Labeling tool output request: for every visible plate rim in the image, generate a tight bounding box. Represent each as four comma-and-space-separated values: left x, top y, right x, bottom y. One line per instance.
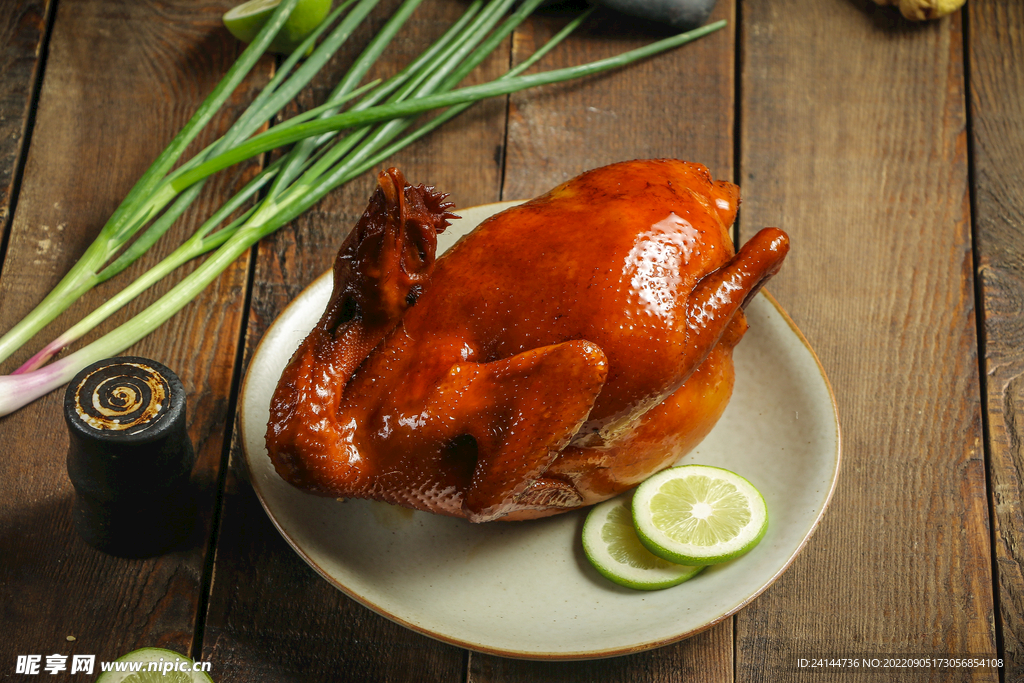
239, 201, 842, 661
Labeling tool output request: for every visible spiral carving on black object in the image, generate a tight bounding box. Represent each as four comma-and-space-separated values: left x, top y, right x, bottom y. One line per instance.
72, 361, 169, 434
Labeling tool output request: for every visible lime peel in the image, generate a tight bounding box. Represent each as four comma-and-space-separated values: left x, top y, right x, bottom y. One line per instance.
582, 496, 704, 590
224, 0, 332, 54
632, 464, 768, 566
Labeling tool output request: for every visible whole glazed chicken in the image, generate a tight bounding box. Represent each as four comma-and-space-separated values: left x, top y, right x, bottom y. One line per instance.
266, 159, 789, 522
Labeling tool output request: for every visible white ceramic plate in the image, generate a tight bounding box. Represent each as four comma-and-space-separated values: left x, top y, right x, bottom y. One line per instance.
240, 201, 841, 660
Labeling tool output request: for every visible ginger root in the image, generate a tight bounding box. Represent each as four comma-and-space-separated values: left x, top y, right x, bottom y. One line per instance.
872, 0, 965, 20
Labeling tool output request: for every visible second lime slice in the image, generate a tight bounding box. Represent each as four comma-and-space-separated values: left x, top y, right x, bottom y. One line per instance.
583, 496, 704, 590
95, 647, 214, 683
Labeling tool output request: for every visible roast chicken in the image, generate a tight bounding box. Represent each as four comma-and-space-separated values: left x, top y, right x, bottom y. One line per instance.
266, 159, 789, 522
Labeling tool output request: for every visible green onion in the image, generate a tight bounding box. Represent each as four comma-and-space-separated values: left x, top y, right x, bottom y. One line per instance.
0, 0, 384, 367
0, 1, 726, 416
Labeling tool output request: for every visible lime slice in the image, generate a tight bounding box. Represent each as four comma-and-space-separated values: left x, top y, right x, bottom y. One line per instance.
96, 647, 214, 683
582, 496, 704, 590
223, 0, 332, 55
632, 465, 768, 566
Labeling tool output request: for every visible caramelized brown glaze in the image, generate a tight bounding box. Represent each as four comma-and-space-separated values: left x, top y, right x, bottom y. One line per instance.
267, 160, 789, 522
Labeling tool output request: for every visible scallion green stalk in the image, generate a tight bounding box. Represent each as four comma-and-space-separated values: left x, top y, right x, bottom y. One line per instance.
0, 5, 726, 416
0, 0, 382, 366
168, 20, 727, 197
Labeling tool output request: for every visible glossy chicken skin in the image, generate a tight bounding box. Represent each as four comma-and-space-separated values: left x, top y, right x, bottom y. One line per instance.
267, 159, 789, 522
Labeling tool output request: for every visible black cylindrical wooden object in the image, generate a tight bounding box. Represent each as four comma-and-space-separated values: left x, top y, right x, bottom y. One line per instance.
64, 357, 196, 557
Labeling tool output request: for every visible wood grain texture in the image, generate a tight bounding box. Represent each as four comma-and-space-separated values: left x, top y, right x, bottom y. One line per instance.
0, 0, 51, 249
0, 0, 268, 667
968, 0, 1024, 679
469, 626, 732, 682
736, 1, 995, 680
468, 2, 737, 681
201, 0, 509, 678
1, 0, 1013, 678
502, 0, 736, 200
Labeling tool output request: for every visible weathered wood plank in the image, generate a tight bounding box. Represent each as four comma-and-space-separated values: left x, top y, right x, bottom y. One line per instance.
0, 0, 268, 668
469, 2, 737, 679
469, 626, 732, 683
201, 0, 508, 678
0, 0, 52, 250
736, 0, 994, 679
968, 0, 1024, 678
502, 1, 736, 200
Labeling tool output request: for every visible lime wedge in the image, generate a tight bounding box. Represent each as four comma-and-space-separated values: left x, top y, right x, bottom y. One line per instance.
632, 465, 768, 566
223, 0, 332, 55
582, 496, 704, 590
95, 647, 214, 683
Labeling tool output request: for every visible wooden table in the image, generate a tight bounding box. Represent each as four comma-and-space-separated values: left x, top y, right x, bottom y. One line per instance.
1, 0, 1021, 680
